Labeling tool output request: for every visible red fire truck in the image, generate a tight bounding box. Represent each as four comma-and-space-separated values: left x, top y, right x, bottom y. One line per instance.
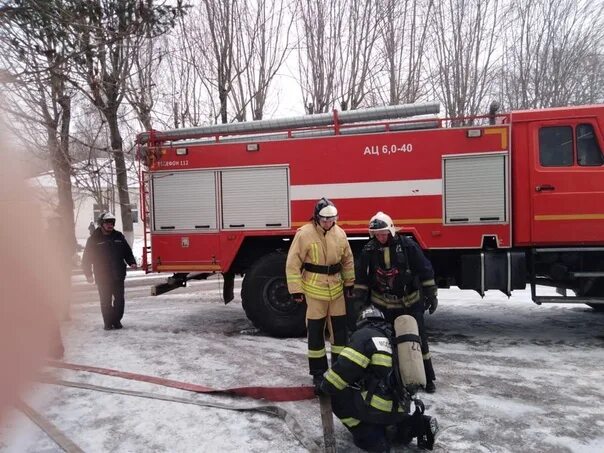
137, 102, 604, 337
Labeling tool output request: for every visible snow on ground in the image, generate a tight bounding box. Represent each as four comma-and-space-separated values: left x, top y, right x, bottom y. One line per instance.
1, 274, 603, 452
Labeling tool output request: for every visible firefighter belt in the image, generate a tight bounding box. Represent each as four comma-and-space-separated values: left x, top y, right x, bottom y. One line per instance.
370, 289, 420, 309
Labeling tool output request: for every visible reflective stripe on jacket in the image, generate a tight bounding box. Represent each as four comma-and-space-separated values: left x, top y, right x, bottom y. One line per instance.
322, 322, 405, 414
286, 222, 354, 301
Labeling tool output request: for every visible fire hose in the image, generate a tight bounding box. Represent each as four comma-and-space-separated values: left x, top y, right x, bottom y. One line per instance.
17, 361, 323, 452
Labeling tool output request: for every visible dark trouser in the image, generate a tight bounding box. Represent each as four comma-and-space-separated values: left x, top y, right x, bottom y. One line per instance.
97, 278, 126, 327
307, 314, 348, 375
330, 315, 348, 364
345, 293, 366, 334
307, 317, 328, 374
331, 387, 413, 451
377, 300, 436, 382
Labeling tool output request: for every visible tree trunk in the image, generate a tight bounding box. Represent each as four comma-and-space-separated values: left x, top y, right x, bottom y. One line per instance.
105, 109, 134, 244
219, 87, 228, 124
56, 94, 77, 256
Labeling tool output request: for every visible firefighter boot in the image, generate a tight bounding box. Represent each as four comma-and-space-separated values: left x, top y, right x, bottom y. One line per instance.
424, 358, 436, 393
417, 416, 439, 451
351, 424, 391, 453
390, 422, 414, 446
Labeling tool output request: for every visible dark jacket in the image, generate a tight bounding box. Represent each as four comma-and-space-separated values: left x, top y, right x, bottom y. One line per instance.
322, 320, 407, 419
355, 234, 436, 308
82, 228, 136, 283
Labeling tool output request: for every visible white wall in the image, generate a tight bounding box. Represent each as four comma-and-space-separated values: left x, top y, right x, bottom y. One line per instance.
73, 189, 144, 245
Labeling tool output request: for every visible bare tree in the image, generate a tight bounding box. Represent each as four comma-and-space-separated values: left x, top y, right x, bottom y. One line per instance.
296, 0, 345, 113
428, 0, 501, 120
0, 0, 77, 253
126, 29, 161, 131
158, 12, 216, 129
335, 0, 380, 110
573, 52, 604, 105
372, 0, 433, 106
200, 0, 240, 124
231, 0, 294, 120
64, 0, 184, 241
499, 0, 604, 109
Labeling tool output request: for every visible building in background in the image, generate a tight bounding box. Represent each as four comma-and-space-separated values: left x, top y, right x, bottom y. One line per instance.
28, 158, 143, 261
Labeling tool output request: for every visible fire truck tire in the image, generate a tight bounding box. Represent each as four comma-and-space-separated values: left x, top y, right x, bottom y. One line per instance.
241, 252, 307, 338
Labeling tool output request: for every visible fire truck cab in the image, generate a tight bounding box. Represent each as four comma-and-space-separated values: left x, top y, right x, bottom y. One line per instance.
137, 103, 604, 337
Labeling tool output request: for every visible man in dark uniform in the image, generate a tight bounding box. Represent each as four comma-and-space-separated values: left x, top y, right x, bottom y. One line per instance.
319, 306, 438, 452
355, 212, 439, 393
82, 212, 136, 330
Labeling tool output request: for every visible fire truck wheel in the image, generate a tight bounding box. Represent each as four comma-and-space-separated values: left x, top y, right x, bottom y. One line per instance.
241, 252, 307, 338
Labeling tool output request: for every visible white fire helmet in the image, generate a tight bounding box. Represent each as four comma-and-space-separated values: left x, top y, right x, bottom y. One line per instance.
313, 197, 338, 222
368, 211, 397, 237
98, 211, 117, 224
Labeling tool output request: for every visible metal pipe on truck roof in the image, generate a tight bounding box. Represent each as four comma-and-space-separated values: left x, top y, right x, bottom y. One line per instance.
137, 102, 440, 144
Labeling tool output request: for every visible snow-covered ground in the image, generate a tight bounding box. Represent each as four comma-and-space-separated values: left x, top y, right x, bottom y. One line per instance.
1, 274, 603, 452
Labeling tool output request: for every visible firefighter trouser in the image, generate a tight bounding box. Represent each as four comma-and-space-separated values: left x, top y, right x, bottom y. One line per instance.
331, 387, 414, 448
331, 387, 426, 451
97, 278, 126, 328
306, 294, 346, 375
375, 299, 436, 382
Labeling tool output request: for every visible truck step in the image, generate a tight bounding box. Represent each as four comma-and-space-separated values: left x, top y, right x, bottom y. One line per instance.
569, 271, 604, 278
534, 296, 603, 305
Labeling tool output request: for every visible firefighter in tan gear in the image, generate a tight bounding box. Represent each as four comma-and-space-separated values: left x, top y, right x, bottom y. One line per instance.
356, 212, 439, 393
286, 198, 355, 392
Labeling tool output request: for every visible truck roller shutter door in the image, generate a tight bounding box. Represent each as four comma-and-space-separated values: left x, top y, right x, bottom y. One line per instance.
221, 167, 290, 229
444, 154, 508, 224
152, 171, 217, 231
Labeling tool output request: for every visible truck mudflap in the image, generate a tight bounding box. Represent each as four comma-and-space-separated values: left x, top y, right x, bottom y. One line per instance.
458, 251, 527, 297
151, 272, 210, 296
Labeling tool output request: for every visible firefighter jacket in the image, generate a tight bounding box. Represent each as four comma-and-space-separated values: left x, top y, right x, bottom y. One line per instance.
356, 234, 436, 309
286, 222, 354, 301
322, 320, 407, 417
82, 228, 136, 283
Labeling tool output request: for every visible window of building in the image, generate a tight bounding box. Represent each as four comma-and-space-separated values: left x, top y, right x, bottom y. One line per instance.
576, 124, 604, 166
131, 203, 139, 223
539, 126, 573, 167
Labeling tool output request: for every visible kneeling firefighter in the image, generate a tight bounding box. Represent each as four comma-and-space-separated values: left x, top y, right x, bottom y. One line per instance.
319, 306, 439, 452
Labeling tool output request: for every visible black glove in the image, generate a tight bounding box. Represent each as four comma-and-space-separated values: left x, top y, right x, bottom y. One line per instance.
291, 293, 306, 304
344, 286, 354, 299
424, 286, 438, 314
425, 295, 438, 314
312, 373, 325, 396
